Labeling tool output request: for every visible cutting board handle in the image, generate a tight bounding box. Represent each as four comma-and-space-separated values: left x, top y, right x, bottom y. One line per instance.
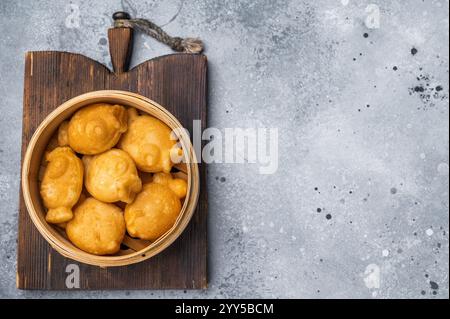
108, 12, 134, 74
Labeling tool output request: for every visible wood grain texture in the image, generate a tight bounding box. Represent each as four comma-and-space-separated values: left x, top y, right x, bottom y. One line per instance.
17, 28, 208, 289
108, 28, 133, 73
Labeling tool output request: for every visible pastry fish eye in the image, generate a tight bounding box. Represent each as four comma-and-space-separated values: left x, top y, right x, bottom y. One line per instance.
47, 156, 69, 179
139, 143, 161, 166
83, 118, 108, 140
110, 157, 129, 176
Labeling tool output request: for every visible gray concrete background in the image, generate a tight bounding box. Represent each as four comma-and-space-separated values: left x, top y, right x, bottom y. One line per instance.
0, 0, 448, 298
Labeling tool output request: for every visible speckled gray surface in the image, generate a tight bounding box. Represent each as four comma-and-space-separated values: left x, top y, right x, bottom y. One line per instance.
0, 0, 448, 299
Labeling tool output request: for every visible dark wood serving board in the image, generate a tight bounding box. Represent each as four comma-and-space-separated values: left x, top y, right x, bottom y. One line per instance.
17, 26, 207, 290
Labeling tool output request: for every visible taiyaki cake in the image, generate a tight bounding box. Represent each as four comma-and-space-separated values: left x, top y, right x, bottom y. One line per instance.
124, 176, 187, 241
83, 148, 142, 203
40, 147, 84, 224
66, 197, 126, 255
152, 172, 187, 198
118, 108, 180, 173
64, 103, 127, 154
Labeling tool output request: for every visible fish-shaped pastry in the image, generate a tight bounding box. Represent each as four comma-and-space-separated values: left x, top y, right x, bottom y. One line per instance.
40, 146, 84, 224
125, 175, 187, 241
83, 148, 142, 203
66, 197, 125, 255
118, 108, 180, 173
152, 172, 187, 198
61, 103, 128, 154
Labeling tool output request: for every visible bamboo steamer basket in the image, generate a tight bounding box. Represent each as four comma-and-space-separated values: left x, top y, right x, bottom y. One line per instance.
21, 90, 200, 267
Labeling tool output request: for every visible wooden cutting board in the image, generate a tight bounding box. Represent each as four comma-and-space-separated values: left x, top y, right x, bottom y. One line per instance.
17, 25, 207, 290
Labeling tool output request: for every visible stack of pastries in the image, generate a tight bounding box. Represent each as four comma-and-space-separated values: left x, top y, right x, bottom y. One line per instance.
39, 103, 187, 255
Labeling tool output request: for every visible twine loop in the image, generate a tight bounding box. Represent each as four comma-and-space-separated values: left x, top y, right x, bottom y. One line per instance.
113, 15, 204, 54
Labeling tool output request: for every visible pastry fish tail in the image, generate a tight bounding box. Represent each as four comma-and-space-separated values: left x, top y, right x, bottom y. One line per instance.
45, 207, 74, 224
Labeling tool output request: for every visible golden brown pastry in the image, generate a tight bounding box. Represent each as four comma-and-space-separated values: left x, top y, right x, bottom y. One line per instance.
66, 197, 126, 255
57, 120, 69, 146
40, 147, 83, 224
125, 181, 185, 241
118, 108, 179, 173
152, 172, 187, 198
83, 149, 142, 203
67, 103, 127, 154
56, 182, 88, 229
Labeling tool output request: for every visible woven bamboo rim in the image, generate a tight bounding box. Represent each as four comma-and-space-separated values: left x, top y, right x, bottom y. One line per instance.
21, 90, 199, 267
